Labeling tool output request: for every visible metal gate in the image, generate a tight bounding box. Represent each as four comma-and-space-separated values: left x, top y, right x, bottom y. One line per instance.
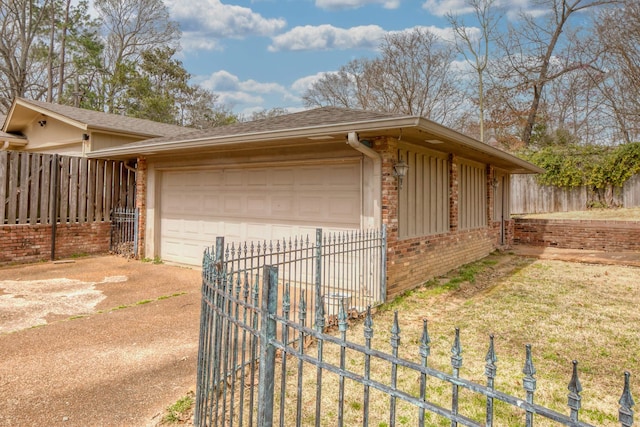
110, 207, 138, 257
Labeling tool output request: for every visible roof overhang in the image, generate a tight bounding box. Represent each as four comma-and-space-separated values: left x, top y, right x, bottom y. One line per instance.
88, 114, 543, 174
4, 98, 87, 132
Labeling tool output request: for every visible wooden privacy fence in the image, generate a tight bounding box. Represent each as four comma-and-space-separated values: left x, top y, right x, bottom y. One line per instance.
0, 151, 135, 225
511, 174, 640, 214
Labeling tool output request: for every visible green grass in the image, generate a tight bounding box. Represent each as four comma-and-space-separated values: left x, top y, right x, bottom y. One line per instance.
266, 253, 638, 427
163, 393, 194, 424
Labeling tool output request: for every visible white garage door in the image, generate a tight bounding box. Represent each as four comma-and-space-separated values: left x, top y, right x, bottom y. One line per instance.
159, 162, 361, 265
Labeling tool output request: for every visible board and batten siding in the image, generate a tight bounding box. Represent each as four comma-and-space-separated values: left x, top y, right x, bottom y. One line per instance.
458, 160, 487, 230
398, 146, 449, 239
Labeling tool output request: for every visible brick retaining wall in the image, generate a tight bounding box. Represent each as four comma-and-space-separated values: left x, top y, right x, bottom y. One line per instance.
0, 222, 111, 264
513, 218, 640, 251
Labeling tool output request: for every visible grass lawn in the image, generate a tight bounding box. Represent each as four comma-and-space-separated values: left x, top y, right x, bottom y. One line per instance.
278, 253, 640, 426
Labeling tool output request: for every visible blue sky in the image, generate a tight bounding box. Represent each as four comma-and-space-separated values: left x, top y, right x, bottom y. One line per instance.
162, 0, 534, 116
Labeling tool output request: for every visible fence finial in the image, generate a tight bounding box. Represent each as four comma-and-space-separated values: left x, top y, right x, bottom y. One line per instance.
338, 298, 348, 333
619, 371, 635, 427
364, 306, 374, 341
390, 311, 401, 350
299, 291, 307, 326
567, 360, 582, 421
523, 344, 537, 390
451, 327, 463, 370
485, 334, 497, 379
419, 319, 430, 359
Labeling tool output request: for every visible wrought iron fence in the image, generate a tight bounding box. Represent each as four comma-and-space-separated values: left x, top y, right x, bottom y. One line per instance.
109, 207, 138, 257
195, 243, 635, 427
210, 227, 386, 327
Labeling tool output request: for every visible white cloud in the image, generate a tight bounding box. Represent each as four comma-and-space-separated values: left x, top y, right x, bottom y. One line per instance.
180, 32, 221, 52
422, 0, 474, 16
165, 0, 286, 51
196, 70, 299, 109
422, 0, 543, 20
269, 24, 386, 52
315, 0, 401, 10
291, 72, 337, 94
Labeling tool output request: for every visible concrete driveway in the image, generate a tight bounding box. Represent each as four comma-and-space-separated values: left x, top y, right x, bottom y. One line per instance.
0, 256, 202, 426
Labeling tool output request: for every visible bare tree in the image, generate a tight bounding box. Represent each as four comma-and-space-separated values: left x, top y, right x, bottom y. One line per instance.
94, 0, 180, 113
303, 28, 462, 126
447, 0, 502, 142
594, 0, 640, 142
0, 0, 52, 111
497, 0, 621, 146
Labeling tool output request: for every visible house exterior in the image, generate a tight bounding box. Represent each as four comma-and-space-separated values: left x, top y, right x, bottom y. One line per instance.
1, 98, 185, 156
88, 107, 543, 299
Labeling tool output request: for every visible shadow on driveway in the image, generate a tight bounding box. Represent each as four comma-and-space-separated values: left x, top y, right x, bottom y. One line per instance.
0, 255, 202, 426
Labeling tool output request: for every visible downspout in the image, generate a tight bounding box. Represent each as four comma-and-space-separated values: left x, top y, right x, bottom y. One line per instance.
347, 132, 381, 229
1, 141, 9, 150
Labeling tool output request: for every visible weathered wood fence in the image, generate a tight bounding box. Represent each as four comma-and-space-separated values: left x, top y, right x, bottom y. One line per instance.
511, 174, 640, 214
0, 151, 135, 225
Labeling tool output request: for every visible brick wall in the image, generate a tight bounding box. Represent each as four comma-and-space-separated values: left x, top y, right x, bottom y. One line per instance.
514, 219, 640, 251
0, 222, 111, 264
386, 227, 498, 299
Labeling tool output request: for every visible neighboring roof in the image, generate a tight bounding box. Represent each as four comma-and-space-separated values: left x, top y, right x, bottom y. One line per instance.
88, 106, 544, 174
4, 98, 186, 138
0, 114, 27, 144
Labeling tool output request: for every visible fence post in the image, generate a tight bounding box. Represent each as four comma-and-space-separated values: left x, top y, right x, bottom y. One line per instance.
314, 228, 322, 310
51, 154, 59, 261
257, 265, 278, 427
380, 224, 387, 301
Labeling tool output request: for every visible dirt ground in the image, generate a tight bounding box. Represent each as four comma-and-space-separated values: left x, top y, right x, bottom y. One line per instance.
0, 256, 202, 427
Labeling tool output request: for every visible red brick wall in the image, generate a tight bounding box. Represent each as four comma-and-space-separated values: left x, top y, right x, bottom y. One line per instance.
0, 222, 111, 264
386, 227, 498, 299
514, 219, 640, 251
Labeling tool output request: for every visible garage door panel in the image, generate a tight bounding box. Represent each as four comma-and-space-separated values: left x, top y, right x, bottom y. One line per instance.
247, 169, 268, 185
246, 195, 269, 215
329, 196, 360, 217
273, 169, 295, 186
223, 195, 243, 213
225, 170, 244, 186
160, 162, 361, 265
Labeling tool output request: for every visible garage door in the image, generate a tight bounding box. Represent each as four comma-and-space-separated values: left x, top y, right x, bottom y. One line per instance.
159, 162, 361, 265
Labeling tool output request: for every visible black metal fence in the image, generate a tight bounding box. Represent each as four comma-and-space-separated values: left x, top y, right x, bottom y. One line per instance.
109, 207, 138, 257
195, 234, 635, 427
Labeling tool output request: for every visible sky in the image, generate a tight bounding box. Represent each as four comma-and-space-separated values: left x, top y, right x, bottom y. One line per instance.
159, 0, 536, 117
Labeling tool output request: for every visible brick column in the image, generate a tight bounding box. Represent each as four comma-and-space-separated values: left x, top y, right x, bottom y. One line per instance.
135, 157, 147, 259
373, 136, 399, 243
449, 154, 458, 232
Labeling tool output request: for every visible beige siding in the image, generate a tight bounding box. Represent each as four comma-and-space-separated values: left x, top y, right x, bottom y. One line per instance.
459, 161, 487, 230
398, 145, 449, 238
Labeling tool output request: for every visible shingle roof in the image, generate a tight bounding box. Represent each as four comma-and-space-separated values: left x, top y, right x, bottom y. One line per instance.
17, 98, 186, 138
118, 107, 410, 147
